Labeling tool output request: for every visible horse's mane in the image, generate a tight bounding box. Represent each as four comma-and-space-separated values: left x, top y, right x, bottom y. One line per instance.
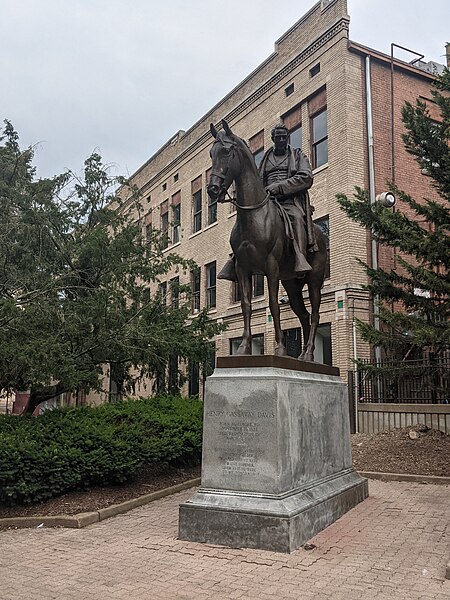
217, 130, 260, 178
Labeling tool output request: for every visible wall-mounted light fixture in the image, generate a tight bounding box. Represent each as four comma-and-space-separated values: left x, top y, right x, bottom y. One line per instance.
375, 191, 396, 208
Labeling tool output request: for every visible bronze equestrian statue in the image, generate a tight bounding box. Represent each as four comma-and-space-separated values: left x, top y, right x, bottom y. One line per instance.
207, 120, 327, 362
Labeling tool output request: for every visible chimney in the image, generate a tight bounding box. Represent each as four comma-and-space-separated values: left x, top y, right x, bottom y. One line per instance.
446, 42, 450, 68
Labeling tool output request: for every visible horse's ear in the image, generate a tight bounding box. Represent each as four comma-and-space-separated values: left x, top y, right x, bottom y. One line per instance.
210, 123, 218, 138
222, 120, 232, 136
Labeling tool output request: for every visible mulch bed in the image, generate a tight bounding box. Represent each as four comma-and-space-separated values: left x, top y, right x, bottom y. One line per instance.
352, 424, 449, 477
1, 425, 448, 519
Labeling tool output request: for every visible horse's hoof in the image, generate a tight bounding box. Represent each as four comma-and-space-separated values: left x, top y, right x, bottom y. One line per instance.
236, 347, 251, 356
275, 346, 287, 357
298, 353, 314, 362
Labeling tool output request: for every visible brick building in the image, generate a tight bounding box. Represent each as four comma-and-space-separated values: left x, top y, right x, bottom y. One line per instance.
116, 0, 444, 397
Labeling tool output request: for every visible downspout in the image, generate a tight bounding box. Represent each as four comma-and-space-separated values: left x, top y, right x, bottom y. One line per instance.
365, 55, 382, 365
352, 303, 359, 432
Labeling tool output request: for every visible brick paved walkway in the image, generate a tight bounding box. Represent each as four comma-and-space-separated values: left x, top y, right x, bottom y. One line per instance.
1, 480, 449, 600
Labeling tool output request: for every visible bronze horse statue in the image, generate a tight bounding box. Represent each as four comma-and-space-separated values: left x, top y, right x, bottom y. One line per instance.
207, 120, 328, 361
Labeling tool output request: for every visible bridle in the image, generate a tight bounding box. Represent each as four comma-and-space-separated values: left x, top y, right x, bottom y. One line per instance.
210, 138, 271, 211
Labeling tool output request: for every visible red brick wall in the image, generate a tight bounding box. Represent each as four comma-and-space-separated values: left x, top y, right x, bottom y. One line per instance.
370, 60, 441, 275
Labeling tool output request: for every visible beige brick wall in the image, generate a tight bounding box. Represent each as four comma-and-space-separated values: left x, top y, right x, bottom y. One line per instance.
113, 0, 442, 399
117, 0, 373, 386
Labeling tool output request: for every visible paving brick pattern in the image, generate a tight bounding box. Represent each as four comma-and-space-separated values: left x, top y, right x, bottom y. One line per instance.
1, 480, 449, 599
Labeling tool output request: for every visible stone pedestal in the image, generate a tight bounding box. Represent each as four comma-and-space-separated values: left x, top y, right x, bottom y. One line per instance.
179, 356, 368, 553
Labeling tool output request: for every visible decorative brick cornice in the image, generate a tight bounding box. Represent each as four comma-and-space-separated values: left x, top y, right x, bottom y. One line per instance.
135, 17, 349, 197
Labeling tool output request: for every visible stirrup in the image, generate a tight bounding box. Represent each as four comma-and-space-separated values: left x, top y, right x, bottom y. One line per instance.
218, 259, 237, 281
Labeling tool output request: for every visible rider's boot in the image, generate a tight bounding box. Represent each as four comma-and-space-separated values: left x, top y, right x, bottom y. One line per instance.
293, 230, 312, 278
294, 251, 312, 277
218, 257, 237, 281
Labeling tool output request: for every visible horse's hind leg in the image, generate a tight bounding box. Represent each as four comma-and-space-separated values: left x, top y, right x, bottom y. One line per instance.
267, 263, 286, 357
281, 279, 310, 359
236, 266, 252, 355
301, 281, 322, 362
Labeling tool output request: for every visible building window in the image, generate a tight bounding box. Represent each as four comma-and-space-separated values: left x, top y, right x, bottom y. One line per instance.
145, 220, 152, 256
168, 353, 179, 393
311, 108, 328, 168
232, 274, 265, 303
162, 182, 167, 191
158, 281, 167, 304
192, 176, 202, 233
170, 276, 179, 308
315, 323, 332, 366
310, 63, 320, 77
172, 204, 180, 243
230, 334, 264, 355
253, 273, 264, 297
283, 105, 302, 150
285, 83, 294, 97
206, 261, 216, 309
173, 173, 179, 182
160, 201, 169, 249
289, 126, 302, 150
191, 269, 200, 312
172, 191, 181, 244
249, 130, 264, 169
206, 168, 217, 225
315, 215, 330, 279
308, 87, 327, 169
284, 327, 302, 358
188, 361, 200, 397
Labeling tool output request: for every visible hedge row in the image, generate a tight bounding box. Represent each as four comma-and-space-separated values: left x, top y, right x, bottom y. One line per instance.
0, 395, 203, 506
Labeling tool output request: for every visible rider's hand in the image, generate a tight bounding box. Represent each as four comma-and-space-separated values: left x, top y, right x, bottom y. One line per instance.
266, 183, 281, 196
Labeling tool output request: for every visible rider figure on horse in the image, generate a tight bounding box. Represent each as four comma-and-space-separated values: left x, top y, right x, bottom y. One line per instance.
218, 123, 316, 281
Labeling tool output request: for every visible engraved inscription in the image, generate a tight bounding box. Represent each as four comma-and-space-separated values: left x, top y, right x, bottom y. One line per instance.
223, 456, 256, 475
205, 410, 275, 478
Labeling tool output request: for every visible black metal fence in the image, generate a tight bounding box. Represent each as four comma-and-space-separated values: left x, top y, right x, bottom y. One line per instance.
354, 356, 449, 404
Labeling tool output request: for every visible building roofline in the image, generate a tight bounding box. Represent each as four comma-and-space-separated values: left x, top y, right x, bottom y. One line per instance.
348, 40, 438, 81
126, 2, 342, 184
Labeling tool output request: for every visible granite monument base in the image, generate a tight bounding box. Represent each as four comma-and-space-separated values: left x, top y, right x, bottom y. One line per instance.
179, 356, 368, 553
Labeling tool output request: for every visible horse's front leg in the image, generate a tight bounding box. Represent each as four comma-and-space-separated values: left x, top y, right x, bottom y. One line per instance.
236, 265, 252, 355
266, 260, 287, 357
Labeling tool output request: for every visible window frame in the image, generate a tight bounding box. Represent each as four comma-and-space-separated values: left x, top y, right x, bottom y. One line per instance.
160, 200, 169, 250
172, 204, 180, 244
206, 168, 217, 225
311, 107, 328, 169
205, 261, 216, 309
315, 215, 330, 280
229, 333, 264, 355
170, 276, 180, 308
232, 274, 265, 303
192, 176, 203, 233
191, 269, 201, 313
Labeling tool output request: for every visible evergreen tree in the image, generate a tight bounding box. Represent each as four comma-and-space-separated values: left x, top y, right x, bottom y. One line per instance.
0, 121, 222, 414
337, 69, 450, 361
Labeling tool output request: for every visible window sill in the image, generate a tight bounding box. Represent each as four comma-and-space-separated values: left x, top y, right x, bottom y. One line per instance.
189, 229, 203, 240
312, 163, 328, 175
204, 221, 218, 232
162, 241, 181, 253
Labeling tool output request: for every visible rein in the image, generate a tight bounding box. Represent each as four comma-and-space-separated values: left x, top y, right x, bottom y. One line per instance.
225, 191, 271, 211
212, 139, 271, 211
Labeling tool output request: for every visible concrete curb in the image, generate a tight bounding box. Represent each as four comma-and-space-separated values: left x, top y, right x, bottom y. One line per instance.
359, 471, 450, 485
1, 472, 449, 531
0, 477, 200, 530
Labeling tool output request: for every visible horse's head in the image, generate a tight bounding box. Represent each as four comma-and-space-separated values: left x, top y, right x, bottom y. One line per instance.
207, 120, 240, 203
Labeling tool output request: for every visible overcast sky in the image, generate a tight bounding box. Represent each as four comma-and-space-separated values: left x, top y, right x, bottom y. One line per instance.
2, 0, 449, 180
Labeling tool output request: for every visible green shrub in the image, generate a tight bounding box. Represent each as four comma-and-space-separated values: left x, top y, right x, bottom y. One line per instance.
0, 395, 203, 506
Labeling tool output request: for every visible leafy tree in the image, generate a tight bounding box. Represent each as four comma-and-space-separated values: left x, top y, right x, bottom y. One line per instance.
337, 69, 450, 360
0, 121, 222, 414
